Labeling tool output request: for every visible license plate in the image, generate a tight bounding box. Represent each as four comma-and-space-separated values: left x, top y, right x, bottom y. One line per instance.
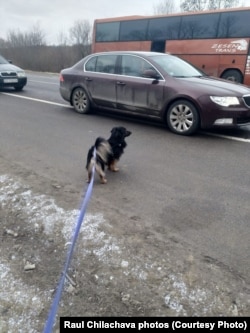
3, 78, 18, 83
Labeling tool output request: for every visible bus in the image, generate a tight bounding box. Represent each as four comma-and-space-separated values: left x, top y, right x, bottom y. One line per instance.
92, 7, 250, 86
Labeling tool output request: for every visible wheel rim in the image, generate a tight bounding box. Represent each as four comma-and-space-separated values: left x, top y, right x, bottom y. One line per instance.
73, 89, 87, 112
169, 104, 194, 133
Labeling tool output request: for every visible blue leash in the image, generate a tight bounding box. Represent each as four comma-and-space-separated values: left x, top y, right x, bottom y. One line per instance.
43, 149, 96, 333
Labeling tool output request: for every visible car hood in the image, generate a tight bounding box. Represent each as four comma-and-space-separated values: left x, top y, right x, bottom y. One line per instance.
0, 63, 23, 72
179, 76, 250, 95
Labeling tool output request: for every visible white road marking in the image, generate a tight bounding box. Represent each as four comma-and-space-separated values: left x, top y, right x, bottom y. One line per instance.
202, 131, 250, 143
2, 92, 70, 107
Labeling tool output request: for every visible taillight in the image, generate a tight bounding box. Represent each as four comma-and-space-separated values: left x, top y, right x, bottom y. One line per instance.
59, 74, 64, 82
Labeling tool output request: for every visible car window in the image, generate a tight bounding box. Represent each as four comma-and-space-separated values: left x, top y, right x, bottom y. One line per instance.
151, 54, 203, 77
85, 55, 117, 74
121, 55, 155, 77
85, 57, 97, 71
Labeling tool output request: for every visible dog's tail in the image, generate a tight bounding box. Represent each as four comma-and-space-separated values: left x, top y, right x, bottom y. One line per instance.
86, 137, 112, 183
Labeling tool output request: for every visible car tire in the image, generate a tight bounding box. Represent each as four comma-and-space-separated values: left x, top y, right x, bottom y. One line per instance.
221, 69, 243, 83
71, 87, 91, 114
166, 100, 200, 136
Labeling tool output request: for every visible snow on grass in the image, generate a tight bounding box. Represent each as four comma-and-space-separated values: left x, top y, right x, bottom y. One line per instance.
0, 173, 232, 332
0, 262, 51, 333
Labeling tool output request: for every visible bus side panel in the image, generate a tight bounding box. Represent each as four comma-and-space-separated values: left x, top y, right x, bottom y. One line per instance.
218, 54, 249, 81
245, 56, 250, 86
166, 39, 250, 85
175, 54, 248, 82
93, 41, 151, 53
175, 54, 220, 77
165, 39, 249, 55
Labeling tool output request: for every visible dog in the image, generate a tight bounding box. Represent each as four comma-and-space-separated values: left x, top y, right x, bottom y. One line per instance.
86, 126, 132, 184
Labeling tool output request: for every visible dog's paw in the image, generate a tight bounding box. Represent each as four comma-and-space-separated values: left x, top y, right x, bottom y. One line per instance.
100, 178, 107, 184
108, 166, 119, 172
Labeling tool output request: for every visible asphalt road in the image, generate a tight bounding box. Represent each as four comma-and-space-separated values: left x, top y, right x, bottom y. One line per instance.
1, 71, 250, 282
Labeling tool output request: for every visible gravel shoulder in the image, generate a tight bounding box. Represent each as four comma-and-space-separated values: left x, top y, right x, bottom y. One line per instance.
0, 156, 249, 332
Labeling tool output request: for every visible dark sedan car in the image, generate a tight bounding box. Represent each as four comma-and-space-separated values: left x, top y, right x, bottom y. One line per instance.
59, 51, 250, 135
0, 55, 27, 91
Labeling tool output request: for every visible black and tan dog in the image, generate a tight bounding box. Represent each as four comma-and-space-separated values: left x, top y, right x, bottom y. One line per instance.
86, 126, 132, 184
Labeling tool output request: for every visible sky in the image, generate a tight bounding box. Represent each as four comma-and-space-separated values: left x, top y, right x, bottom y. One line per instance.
0, 0, 172, 45
1, 0, 250, 45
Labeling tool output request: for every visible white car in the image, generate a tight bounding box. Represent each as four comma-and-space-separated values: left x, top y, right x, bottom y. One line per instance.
0, 54, 27, 91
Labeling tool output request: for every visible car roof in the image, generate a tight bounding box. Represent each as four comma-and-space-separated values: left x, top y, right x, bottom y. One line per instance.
89, 51, 169, 57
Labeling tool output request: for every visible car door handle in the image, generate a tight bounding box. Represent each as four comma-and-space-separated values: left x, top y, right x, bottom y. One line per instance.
85, 77, 92, 81
116, 81, 126, 85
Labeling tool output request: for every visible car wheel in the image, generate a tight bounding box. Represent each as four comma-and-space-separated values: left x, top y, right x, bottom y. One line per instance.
221, 69, 243, 83
71, 87, 91, 114
166, 100, 200, 136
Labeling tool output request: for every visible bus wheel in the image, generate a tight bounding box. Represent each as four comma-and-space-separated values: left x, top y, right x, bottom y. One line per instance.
166, 100, 200, 136
221, 70, 243, 83
71, 87, 91, 114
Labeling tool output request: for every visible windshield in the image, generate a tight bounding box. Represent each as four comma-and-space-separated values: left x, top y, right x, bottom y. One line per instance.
0, 55, 9, 64
150, 54, 204, 78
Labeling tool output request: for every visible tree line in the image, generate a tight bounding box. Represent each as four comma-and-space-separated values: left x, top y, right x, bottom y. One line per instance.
0, 0, 242, 73
0, 20, 92, 73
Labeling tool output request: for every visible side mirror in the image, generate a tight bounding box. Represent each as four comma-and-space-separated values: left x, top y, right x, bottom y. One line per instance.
142, 69, 160, 79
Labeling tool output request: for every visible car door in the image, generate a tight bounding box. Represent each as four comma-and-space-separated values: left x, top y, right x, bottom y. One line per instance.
84, 54, 118, 109
116, 55, 164, 116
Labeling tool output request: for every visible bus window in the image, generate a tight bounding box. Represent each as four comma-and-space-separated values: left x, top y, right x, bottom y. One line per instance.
96, 22, 120, 42
148, 16, 180, 40
120, 19, 148, 41
179, 13, 219, 39
218, 11, 250, 37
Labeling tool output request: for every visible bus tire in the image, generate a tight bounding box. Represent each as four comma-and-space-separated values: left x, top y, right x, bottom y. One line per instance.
71, 87, 91, 114
221, 69, 243, 83
166, 100, 200, 136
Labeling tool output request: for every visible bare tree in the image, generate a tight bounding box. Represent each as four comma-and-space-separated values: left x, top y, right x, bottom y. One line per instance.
7, 23, 46, 47
56, 31, 69, 46
0, 38, 8, 48
223, 0, 240, 7
26, 23, 46, 46
69, 19, 92, 59
180, 0, 240, 11
69, 20, 91, 45
154, 0, 178, 14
